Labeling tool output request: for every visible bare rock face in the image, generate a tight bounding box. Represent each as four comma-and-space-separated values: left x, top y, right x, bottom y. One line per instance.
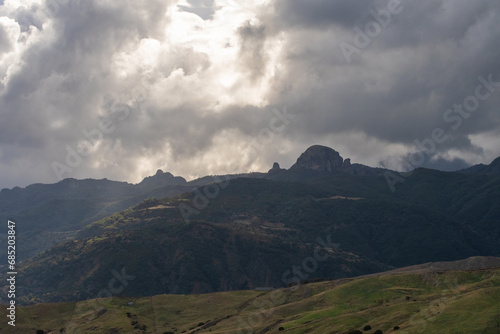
155, 169, 172, 177
268, 162, 282, 174
290, 145, 347, 172
138, 169, 186, 187
343, 158, 351, 169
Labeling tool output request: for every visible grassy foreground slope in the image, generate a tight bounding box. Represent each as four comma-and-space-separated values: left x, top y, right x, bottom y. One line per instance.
2, 268, 499, 334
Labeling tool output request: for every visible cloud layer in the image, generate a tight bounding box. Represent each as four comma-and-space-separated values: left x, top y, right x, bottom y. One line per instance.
0, 0, 499, 188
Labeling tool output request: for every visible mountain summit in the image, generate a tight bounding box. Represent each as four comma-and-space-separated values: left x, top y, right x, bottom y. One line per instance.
290, 145, 351, 172
138, 169, 187, 188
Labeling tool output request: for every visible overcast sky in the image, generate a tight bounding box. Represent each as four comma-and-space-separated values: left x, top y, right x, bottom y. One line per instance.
0, 0, 499, 189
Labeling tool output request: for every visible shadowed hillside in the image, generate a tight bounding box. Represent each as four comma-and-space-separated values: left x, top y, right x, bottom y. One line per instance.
1, 264, 499, 334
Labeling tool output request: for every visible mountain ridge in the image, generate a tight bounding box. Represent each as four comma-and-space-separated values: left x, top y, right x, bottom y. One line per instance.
1, 145, 499, 305
11, 171, 500, 304
2, 145, 498, 193
459, 156, 500, 175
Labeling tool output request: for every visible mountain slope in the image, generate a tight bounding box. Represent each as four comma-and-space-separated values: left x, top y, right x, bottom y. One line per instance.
15, 188, 388, 303
458, 156, 500, 175
0, 176, 193, 263
13, 173, 500, 304
3, 145, 500, 305
389, 168, 500, 243
3, 145, 498, 263
2, 265, 499, 334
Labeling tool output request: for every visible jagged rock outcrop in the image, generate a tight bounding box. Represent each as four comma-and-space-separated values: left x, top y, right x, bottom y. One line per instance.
138, 169, 187, 188
343, 158, 351, 169
268, 162, 282, 174
290, 145, 349, 172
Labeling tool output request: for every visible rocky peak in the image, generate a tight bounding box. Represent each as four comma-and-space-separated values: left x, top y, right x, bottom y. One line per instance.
290, 145, 347, 172
155, 169, 173, 178
139, 169, 186, 187
268, 162, 282, 174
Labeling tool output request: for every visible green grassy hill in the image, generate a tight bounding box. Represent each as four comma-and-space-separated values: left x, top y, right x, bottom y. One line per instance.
2, 267, 499, 334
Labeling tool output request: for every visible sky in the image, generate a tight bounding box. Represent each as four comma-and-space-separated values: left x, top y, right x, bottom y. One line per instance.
0, 0, 499, 189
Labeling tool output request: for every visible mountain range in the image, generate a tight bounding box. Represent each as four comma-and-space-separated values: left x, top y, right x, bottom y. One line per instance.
1, 145, 499, 305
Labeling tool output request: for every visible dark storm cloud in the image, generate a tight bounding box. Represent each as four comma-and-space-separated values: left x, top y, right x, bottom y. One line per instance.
274, 0, 371, 28
0, 0, 176, 187
421, 157, 470, 172
262, 0, 500, 169
381, 153, 471, 172
237, 21, 267, 82
1, 0, 169, 145
1, 0, 500, 188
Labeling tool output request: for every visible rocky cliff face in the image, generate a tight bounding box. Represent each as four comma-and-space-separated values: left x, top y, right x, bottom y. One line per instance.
290, 145, 351, 172
268, 162, 282, 174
